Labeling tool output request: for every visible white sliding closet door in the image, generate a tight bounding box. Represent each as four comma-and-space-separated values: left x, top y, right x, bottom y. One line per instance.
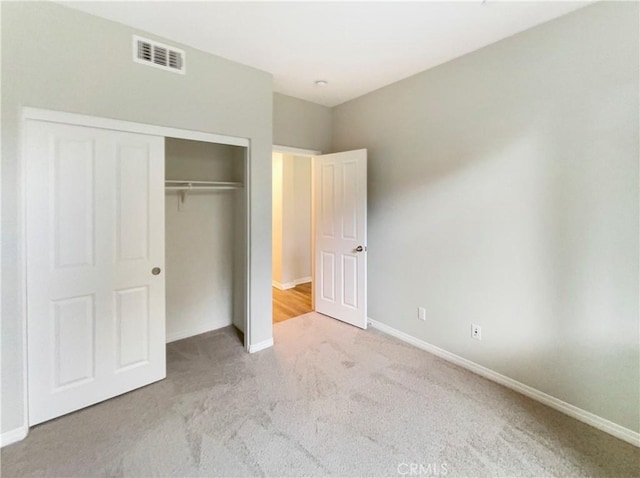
26, 120, 166, 425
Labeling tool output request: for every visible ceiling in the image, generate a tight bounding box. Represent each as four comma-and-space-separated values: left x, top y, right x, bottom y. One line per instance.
60, 1, 589, 107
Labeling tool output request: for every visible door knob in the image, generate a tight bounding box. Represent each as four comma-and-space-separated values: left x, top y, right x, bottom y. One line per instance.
152, 267, 161, 275
355, 245, 366, 252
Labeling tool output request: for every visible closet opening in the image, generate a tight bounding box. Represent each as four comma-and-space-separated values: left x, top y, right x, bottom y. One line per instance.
165, 137, 247, 345
271, 150, 314, 323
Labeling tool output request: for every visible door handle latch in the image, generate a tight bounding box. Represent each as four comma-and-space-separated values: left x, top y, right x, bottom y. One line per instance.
355, 245, 367, 252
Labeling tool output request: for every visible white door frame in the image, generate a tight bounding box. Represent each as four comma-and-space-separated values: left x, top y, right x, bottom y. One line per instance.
272, 145, 321, 157
18, 107, 253, 436
272, 145, 321, 310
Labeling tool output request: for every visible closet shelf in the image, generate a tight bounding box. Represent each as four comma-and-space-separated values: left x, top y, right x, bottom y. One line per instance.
165, 180, 243, 191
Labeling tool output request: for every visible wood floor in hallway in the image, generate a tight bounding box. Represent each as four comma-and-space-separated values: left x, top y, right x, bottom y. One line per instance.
272, 282, 312, 323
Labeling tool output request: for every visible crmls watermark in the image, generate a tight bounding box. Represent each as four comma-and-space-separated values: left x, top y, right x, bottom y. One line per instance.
397, 462, 448, 476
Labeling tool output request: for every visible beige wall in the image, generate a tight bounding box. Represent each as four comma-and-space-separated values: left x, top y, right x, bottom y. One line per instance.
332, 1, 639, 433
273, 93, 332, 153
289, 156, 312, 283
1, 1, 273, 436
272, 154, 312, 287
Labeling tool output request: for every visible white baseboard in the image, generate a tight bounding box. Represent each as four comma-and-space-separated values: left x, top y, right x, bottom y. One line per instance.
1, 426, 28, 447
272, 277, 312, 291
368, 318, 640, 448
249, 337, 274, 353
166, 318, 232, 343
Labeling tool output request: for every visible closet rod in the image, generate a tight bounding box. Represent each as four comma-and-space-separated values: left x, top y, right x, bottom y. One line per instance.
165, 180, 243, 190
165, 185, 241, 190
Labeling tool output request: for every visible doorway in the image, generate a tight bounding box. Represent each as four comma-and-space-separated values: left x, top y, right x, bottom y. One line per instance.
271, 146, 368, 329
271, 148, 316, 323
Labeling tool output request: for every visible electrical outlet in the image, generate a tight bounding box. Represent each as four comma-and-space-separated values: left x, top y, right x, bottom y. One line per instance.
418, 307, 426, 321
471, 324, 482, 340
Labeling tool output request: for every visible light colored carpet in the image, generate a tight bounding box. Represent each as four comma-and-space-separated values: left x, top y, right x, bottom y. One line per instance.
2, 312, 638, 477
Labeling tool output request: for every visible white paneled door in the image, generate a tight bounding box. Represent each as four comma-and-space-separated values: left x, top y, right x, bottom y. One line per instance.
313, 149, 367, 329
25, 120, 166, 425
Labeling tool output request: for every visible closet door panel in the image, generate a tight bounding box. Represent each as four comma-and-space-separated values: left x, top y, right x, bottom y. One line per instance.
116, 144, 150, 263
27, 120, 166, 426
111, 131, 165, 387
53, 137, 95, 269
115, 286, 150, 370
52, 295, 96, 389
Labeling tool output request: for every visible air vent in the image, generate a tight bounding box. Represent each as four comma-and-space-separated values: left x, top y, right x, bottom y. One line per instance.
133, 35, 185, 74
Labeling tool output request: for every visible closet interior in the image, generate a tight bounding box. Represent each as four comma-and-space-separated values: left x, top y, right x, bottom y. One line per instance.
164, 137, 247, 344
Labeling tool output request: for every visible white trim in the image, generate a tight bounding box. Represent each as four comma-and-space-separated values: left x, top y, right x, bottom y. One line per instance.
22, 108, 248, 147
272, 277, 312, 290
248, 338, 274, 353
244, 143, 252, 353
19, 104, 30, 435
166, 318, 233, 343
368, 318, 640, 448
1, 426, 28, 448
273, 144, 321, 156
